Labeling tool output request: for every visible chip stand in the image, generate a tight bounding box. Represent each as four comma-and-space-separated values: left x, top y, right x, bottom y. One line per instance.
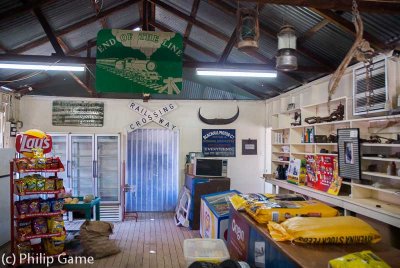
10, 158, 67, 266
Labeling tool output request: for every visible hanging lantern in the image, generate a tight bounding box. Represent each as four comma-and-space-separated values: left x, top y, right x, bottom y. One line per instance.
276, 24, 298, 71
237, 8, 260, 50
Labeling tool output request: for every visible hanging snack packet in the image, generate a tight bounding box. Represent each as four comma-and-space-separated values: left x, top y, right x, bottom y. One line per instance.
28, 199, 40, 214
50, 199, 64, 212
33, 217, 48, 235
16, 241, 31, 256
36, 177, 46, 191
47, 216, 65, 234
45, 178, 55, 191
39, 200, 51, 213
17, 220, 33, 237
15, 200, 29, 215
44, 235, 65, 255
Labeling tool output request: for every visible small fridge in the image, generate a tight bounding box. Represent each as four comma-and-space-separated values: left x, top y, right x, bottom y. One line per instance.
0, 148, 15, 246
200, 190, 240, 243
185, 174, 230, 230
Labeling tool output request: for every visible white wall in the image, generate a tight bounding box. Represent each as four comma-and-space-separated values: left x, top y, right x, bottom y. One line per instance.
19, 96, 266, 193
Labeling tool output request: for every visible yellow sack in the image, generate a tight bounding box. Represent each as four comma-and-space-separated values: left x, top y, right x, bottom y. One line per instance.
229, 193, 306, 211
268, 216, 381, 244
246, 200, 339, 223
329, 250, 390, 268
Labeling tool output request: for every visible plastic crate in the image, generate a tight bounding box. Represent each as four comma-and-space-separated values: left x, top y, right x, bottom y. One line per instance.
183, 238, 230, 267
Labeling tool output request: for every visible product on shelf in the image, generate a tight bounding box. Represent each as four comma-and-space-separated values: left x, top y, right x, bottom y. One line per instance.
245, 200, 339, 224
55, 178, 63, 190
48, 216, 65, 234
45, 178, 55, 191
17, 220, 33, 237
39, 200, 51, 213
33, 217, 48, 235
15, 200, 29, 215
267, 216, 381, 244
36, 177, 46, 191
28, 199, 40, 214
14, 157, 64, 172
50, 199, 64, 212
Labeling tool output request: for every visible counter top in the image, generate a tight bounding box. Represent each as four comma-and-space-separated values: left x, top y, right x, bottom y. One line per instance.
236, 210, 400, 268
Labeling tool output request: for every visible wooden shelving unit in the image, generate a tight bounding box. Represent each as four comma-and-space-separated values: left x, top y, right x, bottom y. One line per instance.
268, 96, 400, 228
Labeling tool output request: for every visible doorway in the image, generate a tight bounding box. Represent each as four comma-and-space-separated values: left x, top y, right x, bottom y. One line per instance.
126, 129, 179, 212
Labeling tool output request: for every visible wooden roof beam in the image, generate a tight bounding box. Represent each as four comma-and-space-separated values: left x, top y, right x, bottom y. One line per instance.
183, 0, 201, 49
233, 0, 400, 14
219, 28, 237, 63
142, 0, 155, 31
22, 0, 65, 56
297, 19, 329, 44
311, 8, 386, 50
12, 0, 141, 54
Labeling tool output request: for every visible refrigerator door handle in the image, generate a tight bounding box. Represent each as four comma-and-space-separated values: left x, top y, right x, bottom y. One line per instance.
93, 160, 96, 178
95, 160, 98, 178
67, 160, 71, 178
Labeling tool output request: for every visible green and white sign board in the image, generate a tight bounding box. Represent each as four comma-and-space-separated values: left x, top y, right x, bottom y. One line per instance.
96, 29, 183, 94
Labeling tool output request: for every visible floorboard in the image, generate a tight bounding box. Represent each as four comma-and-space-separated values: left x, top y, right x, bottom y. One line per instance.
0, 212, 201, 268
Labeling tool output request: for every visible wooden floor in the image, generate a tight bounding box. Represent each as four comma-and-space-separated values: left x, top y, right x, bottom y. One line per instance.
0, 212, 201, 268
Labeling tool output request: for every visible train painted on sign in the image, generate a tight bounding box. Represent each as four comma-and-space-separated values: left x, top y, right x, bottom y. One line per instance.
97, 58, 161, 83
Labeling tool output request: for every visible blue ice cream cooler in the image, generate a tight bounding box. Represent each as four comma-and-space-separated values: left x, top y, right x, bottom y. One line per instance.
200, 190, 240, 243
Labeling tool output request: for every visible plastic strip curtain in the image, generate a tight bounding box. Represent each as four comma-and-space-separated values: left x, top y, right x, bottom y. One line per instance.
126, 129, 179, 212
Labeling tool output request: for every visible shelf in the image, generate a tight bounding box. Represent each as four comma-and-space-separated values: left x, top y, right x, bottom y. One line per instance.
362, 171, 400, 180
272, 160, 290, 164
272, 151, 290, 154
315, 143, 338, 146
281, 108, 301, 115
17, 230, 66, 242
301, 97, 347, 109
351, 183, 400, 195
291, 152, 314, 155
361, 143, 400, 147
265, 178, 400, 228
15, 210, 65, 220
351, 114, 400, 123
272, 128, 290, 131
291, 120, 350, 129
362, 157, 400, 162
15, 189, 65, 196
291, 143, 315, 145
272, 143, 289, 145
315, 153, 338, 156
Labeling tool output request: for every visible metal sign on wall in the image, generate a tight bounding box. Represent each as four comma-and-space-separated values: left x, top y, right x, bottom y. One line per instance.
96, 29, 183, 94
52, 100, 104, 127
126, 101, 178, 132
202, 129, 236, 157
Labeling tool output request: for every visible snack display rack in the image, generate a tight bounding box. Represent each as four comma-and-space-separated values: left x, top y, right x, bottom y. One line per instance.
9, 158, 66, 266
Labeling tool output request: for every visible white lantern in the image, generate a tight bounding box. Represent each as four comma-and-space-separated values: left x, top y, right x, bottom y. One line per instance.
237, 8, 260, 50
276, 24, 298, 71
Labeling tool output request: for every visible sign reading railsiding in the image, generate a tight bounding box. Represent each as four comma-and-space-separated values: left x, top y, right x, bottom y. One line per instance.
52, 100, 104, 127
202, 129, 236, 157
96, 29, 183, 94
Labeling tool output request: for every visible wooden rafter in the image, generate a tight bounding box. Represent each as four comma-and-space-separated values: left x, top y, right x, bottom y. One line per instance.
219, 28, 237, 63
297, 19, 329, 44
12, 0, 141, 54
233, 0, 400, 14
22, 0, 64, 55
91, 0, 109, 28
183, 0, 201, 49
142, 0, 155, 31
207, 0, 335, 71
311, 8, 385, 50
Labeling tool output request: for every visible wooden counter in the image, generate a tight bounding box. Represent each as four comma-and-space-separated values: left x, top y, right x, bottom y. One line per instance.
229, 208, 400, 268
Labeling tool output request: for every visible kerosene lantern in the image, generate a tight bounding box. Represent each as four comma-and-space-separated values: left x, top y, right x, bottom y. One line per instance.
237, 8, 259, 50
276, 24, 297, 71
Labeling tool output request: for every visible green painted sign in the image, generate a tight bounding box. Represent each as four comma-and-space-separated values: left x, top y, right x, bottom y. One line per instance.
96, 29, 183, 94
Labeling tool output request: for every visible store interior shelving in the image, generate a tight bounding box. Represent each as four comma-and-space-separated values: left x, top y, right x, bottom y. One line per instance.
268, 96, 400, 228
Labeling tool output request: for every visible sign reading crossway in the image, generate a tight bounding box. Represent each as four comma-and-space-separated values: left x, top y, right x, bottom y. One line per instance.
96, 29, 183, 94
126, 101, 178, 132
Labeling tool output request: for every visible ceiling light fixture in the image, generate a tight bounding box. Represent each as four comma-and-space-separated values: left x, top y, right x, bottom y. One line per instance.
196, 68, 277, 78
0, 86, 14, 92
0, 63, 85, 71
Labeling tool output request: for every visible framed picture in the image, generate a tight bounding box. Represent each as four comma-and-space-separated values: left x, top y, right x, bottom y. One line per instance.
338, 128, 360, 180
242, 139, 257, 155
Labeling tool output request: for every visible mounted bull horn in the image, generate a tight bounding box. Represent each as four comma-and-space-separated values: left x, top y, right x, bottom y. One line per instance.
198, 106, 239, 125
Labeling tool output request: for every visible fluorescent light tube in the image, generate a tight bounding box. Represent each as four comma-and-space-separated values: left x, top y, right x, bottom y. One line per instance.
0, 63, 85, 71
0, 86, 14, 92
196, 68, 277, 78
